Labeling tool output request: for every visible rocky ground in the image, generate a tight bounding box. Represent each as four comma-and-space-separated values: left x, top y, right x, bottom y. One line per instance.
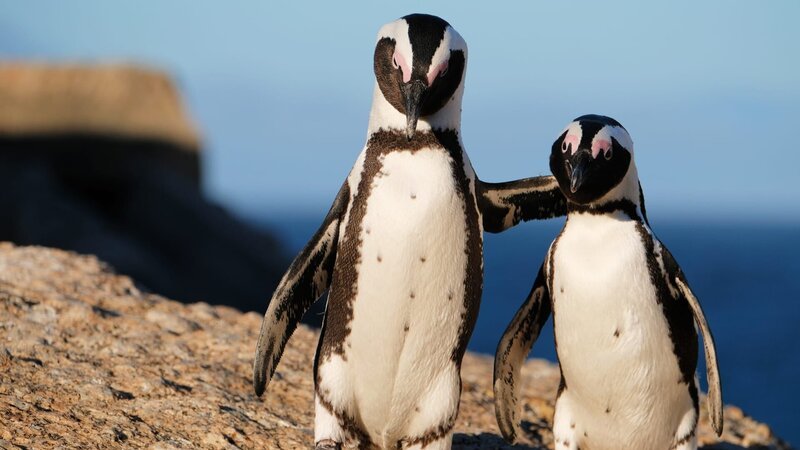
0, 244, 791, 449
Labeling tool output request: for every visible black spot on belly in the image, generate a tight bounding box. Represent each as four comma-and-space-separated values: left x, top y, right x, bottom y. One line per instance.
605, 406, 611, 414
560, 286, 564, 293
377, 255, 382, 262
404, 324, 410, 332
410, 291, 415, 299
420, 256, 426, 263
613, 328, 620, 338
410, 193, 417, 199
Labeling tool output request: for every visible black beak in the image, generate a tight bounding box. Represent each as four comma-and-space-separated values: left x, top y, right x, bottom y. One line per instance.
568, 149, 592, 194
400, 80, 427, 140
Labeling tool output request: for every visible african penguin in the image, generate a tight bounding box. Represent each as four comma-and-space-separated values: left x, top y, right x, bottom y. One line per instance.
493, 115, 723, 450
253, 14, 567, 450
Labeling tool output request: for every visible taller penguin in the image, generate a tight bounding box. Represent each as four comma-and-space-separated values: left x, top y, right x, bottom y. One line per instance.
254, 14, 566, 450
493, 115, 723, 450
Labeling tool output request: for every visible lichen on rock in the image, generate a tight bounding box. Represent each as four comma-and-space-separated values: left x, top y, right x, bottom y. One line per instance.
0, 244, 792, 449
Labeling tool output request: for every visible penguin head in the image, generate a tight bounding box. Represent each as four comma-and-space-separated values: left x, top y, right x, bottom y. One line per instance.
550, 115, 635, 205
373, 14, 467, 139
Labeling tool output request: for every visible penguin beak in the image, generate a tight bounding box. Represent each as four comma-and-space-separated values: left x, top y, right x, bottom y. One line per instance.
401, 80, 427, 140
568, 149, 592, 194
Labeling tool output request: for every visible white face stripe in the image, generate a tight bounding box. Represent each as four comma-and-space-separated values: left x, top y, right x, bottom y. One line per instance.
377, 19, 413, 75
561, 121, 583, 155
606, 125, 634, 153
592, 125, 633, 159
427, 25, 467, 86
561, 121, 634, 158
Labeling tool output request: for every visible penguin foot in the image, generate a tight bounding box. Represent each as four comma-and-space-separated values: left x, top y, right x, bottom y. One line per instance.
315, 439, 342, 450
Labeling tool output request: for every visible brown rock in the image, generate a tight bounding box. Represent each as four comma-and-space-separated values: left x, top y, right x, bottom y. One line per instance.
0, 63, 200, 150
0, 63, 290, 317
0, 244, 793, 449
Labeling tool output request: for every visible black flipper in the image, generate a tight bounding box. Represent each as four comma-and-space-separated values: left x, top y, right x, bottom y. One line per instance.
253, 182, 349, 396
477, 176, 567, 233
661, 245, 724, 436
493, 263, 552, 443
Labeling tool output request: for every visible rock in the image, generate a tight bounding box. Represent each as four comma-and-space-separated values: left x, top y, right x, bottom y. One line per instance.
0, 244, 792, 449
0, 63, 200, 151
0, 63, 288, 314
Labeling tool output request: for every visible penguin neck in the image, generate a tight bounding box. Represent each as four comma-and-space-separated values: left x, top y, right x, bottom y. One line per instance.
567, 163, 645, 222
365, 82, 463, 139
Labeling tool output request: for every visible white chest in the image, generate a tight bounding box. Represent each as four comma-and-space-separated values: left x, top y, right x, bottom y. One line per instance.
551, 213, 684, 407
343, 148, 474, 431
352, 148, 469, 329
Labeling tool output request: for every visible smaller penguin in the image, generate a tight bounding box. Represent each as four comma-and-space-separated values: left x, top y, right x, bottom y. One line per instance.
493, 115, 723, 450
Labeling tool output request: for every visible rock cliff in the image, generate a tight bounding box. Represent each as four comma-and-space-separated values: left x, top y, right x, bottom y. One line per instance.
0, 63, 287, 313
0, 245, 791, 449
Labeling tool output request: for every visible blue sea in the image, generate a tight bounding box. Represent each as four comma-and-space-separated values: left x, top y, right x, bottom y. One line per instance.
258, 213, 799, 445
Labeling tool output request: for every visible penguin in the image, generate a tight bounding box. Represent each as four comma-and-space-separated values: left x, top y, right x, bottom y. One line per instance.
253, 14, 567, 450
493, 115, 723, 450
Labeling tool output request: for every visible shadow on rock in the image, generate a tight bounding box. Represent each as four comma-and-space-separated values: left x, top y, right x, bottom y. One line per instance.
453, 433, 543, 450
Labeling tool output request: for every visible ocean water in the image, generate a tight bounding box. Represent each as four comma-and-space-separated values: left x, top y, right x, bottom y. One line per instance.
259, 212, 799, 445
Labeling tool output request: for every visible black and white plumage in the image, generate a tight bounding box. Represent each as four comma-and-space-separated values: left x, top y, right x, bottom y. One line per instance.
253, 14, 566, 450
493, 115, 723, 450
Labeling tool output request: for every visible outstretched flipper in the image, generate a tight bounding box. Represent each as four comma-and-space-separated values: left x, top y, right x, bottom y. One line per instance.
493, 263, 552, 443
477, 176, 567, 233
253, 182, 350, 396
662, 246, 724, 436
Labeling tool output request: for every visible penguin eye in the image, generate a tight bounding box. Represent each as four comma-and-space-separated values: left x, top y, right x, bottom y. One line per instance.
604, 148, 613, 160
439, 62, 449, 78
561, 141, 568, 153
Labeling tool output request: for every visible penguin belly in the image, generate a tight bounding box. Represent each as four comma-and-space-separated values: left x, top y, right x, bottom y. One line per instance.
348, 148, 471, 444
551, 214, 693, 450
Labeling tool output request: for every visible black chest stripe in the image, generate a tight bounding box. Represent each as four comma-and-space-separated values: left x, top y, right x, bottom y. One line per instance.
632, 221, 699, 390
441, 131, 483, 364
548, 226, 566, 395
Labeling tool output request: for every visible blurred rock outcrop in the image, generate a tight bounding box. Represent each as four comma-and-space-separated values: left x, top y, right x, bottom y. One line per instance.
0, 63, 286, 312
0, 244, 792, 449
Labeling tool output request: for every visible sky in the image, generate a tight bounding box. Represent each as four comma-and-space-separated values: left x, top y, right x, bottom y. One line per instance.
1, 1, 798, 223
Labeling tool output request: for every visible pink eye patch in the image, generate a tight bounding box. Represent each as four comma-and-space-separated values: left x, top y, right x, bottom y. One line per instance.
427, 60, 448, 86
591, 139, 612, 159
563, 133, 580, 153
392, 51, 411, 83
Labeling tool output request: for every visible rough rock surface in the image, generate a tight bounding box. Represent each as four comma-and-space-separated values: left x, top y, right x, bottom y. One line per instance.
0, 244, 792, 449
